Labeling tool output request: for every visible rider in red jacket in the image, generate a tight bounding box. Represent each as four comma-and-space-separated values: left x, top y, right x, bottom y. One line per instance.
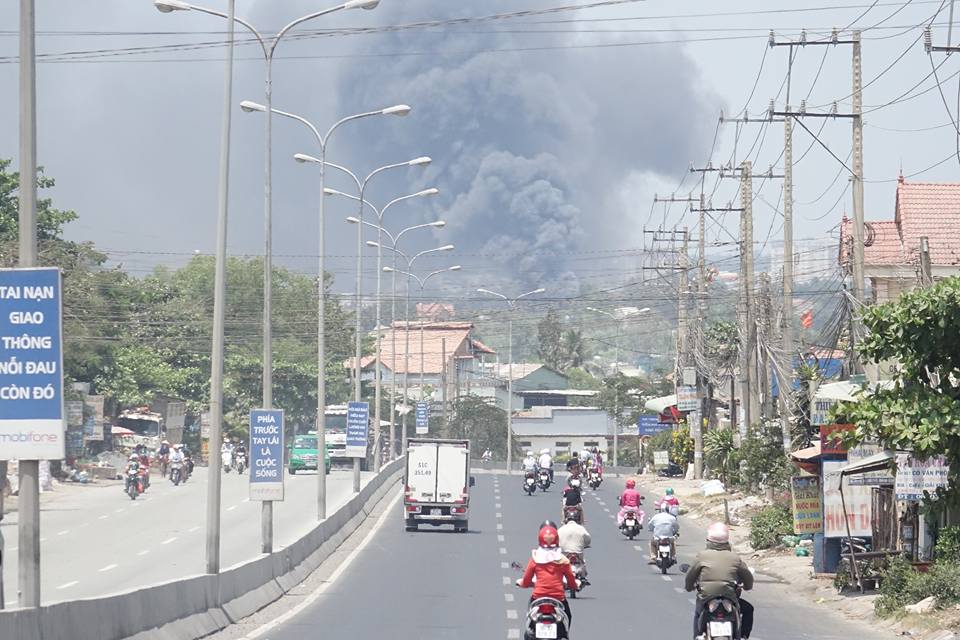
517, 525, 578, 625
617, 478, 644, 526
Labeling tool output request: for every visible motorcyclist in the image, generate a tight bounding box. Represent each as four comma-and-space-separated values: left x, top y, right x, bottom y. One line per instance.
522, 451, 538, 475
562, 477, 584, 523
558, 513, 592, 586
657, 487, 681, 516
221, 437, 234, 467
482, 449, 492, 463
169, 444, 185, 466
647, 502, 680, 563
617, 478, 644, 527
124, 454, 141, 493
684, 522, 755, 639
235, 441, 248, 465
592, 447, 604, 476
180, 445, 194, 479
516, 524, 578, 629
538, 448, 554, 482
565, 452, 581, 476
157, 440, 171, 476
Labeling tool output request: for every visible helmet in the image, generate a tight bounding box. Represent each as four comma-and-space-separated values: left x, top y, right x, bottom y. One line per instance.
625, 479, 636, 489
538, 526, 559, 549
162, 440, 170, 445
540, 519, 559, 531
707, 522, 730, 544
526, 451, 533, 457
572, 452, 579, 458
564, 510, 581, 524
129, 454, 138, 461
541, 448, 550, 455
592, 447, 599, 454
666, 487, 675, 496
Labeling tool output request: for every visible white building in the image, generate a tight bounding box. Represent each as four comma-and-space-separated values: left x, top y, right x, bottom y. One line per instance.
511, 406, 612, 457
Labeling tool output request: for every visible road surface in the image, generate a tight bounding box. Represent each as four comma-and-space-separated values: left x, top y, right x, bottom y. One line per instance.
0, 466, 373, 605
244, 471, 897, 640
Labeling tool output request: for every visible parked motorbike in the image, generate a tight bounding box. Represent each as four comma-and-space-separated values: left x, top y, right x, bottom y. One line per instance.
170, 460, 183, 486
126, 469, 140, 500
565, 552, 588, 598
524, 471, 538, 495
538, 469, 551, 492
184, 456, 194, 482
658, 461, 685, 478
655, 535, 677, 574
620, 508, 641, 540
524, 596, 571, 640
235, 452, 247, 474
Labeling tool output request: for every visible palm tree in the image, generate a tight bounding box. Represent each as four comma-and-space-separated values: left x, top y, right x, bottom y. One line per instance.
703, 428, 738, 485
560, 328, 586, 369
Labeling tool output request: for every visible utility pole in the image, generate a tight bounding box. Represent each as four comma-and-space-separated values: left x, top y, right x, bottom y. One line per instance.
18, 0, 40, 608
919, 237, 933, 286
851, 32, 866, 306
738, 161, 755, 436
780, 108, 796, 454
757, 272, 772, 420
441, 337, 448, 431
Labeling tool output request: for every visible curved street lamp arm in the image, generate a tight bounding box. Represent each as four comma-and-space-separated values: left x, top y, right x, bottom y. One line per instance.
327, 188, 380, 218
515, 288, 546, 302
324, 110, 384, 144
410, 245, 453, 266
324, 161, 363, 192
178, 3, 268, 57
395, 222, 442, 245
380, 191, 431, 221
271, 4, 349, 58
476, 288, 508, 302
363, 160, 416, 187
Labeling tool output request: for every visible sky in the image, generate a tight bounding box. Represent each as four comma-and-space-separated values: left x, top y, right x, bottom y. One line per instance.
0, 0, 958, 307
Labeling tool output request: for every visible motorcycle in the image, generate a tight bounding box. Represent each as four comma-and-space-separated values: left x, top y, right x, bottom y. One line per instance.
170, 460, 183, 486
655, 535, 677, 574
565, 552, 588, 598
562, 505, 583, 524
183, 456, 194, 482
587, 468, 602, 490
222, 450, 233, 474
567, 476, 582, 492
658, 461, 685, 478
138, 464, 150, 492
538, 469, 551, 492
524, 471, 538, 495
158, 454, 169, 479
126, 469, 141, 500
234, 452, 247, 474
524, 596, 571, 640
681, 564, 748, 640
620, 508, 642, 540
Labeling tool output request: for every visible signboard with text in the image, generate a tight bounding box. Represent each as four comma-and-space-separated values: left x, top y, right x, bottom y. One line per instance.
346, 401, 369, 458
896, 454, 949, 501
823, 460, 873, 537
811, 397, 837, 426
847, 443, 894, 486
84, 394, 105, 441
416, 401, 429, 435
820, 424, 854, 456
791, 476, 823, 534
653, 450, 670, 468
249, 409, 284, 501
638, 415, 671, 436
0, 268, 65, 459
676, 386, 699, 412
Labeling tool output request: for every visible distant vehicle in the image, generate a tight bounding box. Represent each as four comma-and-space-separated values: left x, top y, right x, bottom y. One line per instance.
288, 433, 332, 475
658, 462, 685, 478
404, 438, 474, 533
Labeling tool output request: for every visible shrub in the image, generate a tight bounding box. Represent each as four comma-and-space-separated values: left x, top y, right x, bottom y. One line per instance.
936, 526, 960, 562
749, 503, 793, 550
875, 557, 960, 617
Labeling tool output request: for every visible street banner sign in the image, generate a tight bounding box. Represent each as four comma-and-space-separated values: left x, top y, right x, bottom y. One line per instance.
416, 401, 429, 435
0, 268, 65, 459
791, 476, 823, 534
896, 454, 949, 501
682, 366, 697, 386
249, 409, 284, 501
84, 394, 105, 441
653, 450, 670, 468
346, 401, 370, 458
676, 386, 699, 412
638, 414, 671, 436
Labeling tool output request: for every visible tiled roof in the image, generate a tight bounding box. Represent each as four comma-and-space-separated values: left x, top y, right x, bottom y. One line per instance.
840, 179, 960, 268
346, 324, 474, 375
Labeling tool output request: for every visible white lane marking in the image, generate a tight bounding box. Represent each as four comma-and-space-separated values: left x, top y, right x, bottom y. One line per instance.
4, 600, 15, 607
495, 503, 502, 509
188, 526, 201, 533
98, 564, 118, 573
239, 490, 402, 640
633, 545, 644, 551
39, 537, 47, 543
57, 530, 69, 536
498, 534, 505, 542
508, 630, 521, 640
503, 576, 511, 585
500, 547, 508, 555
137, 549, 151, 556
506, 610, 518, 620
688, 598, 696, 605
661, 575, 672, 582
161, 537, 177, 545
674, 587, 685, 594
603, 508, 610, 513
226, 505, 237, 512
496, 512, 503, 519
115, 508, 125, 514
504, 593, 515, 602
56, 581, 79, 590
243, 498, 250, 502
98, 515, 109, 520
501, 562, 510, 569
497, 523, 504, 530
597, 501, 606, 506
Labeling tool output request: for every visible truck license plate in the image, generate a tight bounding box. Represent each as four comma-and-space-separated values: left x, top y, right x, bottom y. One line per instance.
708, 620, 733, 637
535, 622, 558, 639
431, 508, 442, 516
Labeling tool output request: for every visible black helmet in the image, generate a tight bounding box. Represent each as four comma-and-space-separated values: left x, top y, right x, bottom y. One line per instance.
539, 519, 559, 531
572, 452, 579, 458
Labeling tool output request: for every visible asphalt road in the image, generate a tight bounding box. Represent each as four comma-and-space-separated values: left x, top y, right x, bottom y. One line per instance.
251, 471, 897, 640
0, 466, 373, 606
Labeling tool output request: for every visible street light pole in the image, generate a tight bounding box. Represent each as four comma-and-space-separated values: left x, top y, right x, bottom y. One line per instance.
476, 288, 546, 474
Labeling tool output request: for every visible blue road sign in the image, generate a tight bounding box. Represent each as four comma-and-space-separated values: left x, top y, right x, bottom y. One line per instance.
346, 401, 369, 458
249, 409, 284, 501
638, 414, 671, 437
0, 268, 64, 459
415, 401, 429, 434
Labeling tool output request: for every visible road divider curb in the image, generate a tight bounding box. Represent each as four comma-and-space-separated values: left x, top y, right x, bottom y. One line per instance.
0, 458, 404, 640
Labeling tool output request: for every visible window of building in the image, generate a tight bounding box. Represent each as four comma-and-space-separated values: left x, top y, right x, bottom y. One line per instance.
584, 441, 599, 448
555, 441, 571, 449
518, 441, 532, 449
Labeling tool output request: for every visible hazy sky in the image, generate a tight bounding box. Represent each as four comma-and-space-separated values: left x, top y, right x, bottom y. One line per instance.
0, 0, 957, 299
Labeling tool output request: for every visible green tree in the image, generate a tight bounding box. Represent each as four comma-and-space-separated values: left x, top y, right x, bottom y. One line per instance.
446, 395, 510, 458
559, 328, 587, 369
704, 428, 739, 484
836, 277, 960, 507
94, 345, 194, 409
537, 308, 565, 370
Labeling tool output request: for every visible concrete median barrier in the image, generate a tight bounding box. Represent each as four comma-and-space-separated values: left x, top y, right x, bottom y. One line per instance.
0, 458, 404, 640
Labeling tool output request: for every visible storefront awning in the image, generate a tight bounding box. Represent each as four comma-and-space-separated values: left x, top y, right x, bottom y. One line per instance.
791, 442, 822, 461
838, 450, 895, 476
644, 394, 677, 414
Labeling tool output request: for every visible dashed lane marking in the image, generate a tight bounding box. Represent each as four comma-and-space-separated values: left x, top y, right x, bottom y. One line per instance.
505, 593, 515, 602
501, 562, 510, 569
497, 523, 503, 530
506, 610, 518, 620
226, 505, 237, 512
188, 526, 201, 533
674, 587, 685, 594
57, 530, 69, 536
137, 549, 151, 556
98, 515, 109, 520
161, 537, 177, 545
661, 575, 672, 582
98, 564, 118, 572
503, 576, 511, 585
496, 512, 503, 519
508, 629, 521, 639
498, 534, 505, 542
633, 545, 644, 551
500, 547, 508, 555
56, 581, 79, 590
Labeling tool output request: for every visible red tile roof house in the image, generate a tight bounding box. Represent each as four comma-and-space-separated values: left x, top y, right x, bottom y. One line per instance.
839, 178, 960, 303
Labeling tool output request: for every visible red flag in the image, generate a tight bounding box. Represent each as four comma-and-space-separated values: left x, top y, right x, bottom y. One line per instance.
801, 310, 814, 329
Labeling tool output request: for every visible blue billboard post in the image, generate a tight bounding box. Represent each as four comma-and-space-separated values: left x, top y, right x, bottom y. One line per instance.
347, 401, 369, 492
415, 401, 429, 435
0, 267, 65, 607
249, 409, 285, 502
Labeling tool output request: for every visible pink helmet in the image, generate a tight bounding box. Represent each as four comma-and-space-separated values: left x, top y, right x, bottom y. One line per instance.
625, 479, 636, 489
707, 522, 730, 544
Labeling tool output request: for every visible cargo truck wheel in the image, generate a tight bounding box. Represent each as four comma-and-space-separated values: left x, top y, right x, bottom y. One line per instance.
405, 519, 418, 532
455, 521, 468, 533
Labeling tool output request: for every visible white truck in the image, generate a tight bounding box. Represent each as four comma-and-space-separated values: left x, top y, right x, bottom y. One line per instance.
404, 438, 474, 533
